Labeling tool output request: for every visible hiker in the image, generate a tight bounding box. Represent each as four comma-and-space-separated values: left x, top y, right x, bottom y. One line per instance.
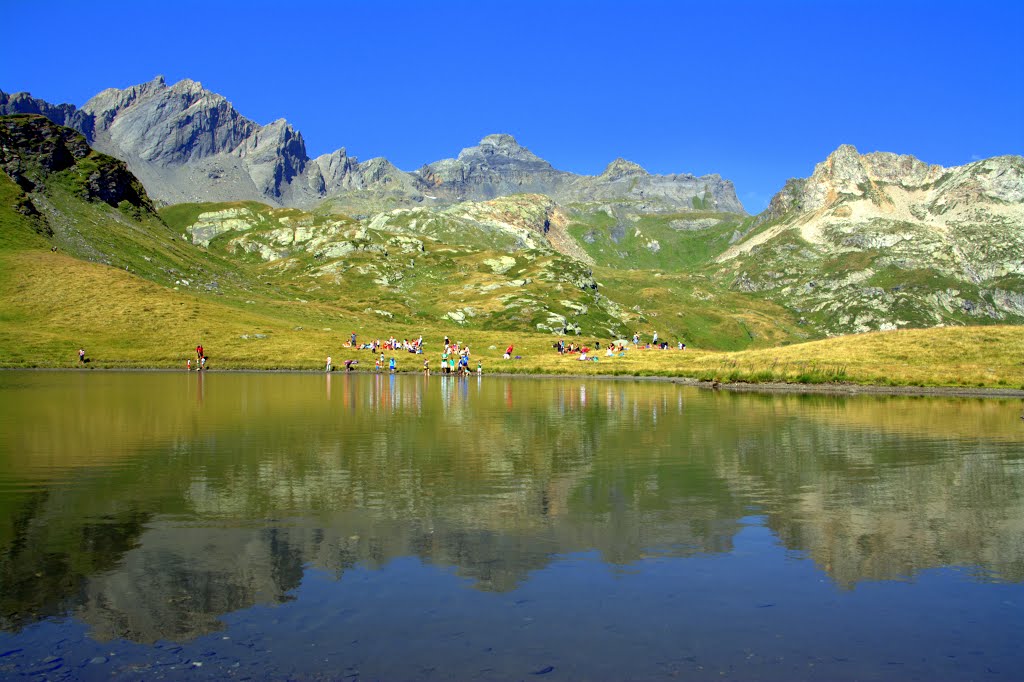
196, 344, 204, 361
504, 344, 514, 360
326, 355, 332, 372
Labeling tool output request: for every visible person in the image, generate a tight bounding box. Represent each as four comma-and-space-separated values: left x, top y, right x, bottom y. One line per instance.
504, 344, 514, 360
78, 348, 86, 364
375, 355, 382, 373
326, 355, 332, 373
423, 358, 430, 375
350, 332, 357, 347
652, 331, 658, 346
200, 355, 207, 371
477, 361, 482, 375
389, 357, 396, 373
187, 358, 192, 371
196, 344, 204, 361
605, 346, 614, 357
344, 359, 357, 371
444, 335, 450, 346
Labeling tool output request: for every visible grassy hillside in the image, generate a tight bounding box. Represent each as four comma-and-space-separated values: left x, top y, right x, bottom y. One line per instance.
1, 242, 1021, 389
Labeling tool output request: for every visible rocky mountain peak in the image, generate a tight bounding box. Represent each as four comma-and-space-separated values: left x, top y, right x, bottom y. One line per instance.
457, 133, 549, 165
600, 158, 649, 180
812, 144, 945, 191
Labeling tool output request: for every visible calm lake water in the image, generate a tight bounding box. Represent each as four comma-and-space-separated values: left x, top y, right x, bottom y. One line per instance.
0, 371, 1022, 681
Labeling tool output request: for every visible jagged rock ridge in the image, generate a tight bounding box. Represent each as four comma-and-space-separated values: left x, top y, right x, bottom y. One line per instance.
1, 78, 745, 213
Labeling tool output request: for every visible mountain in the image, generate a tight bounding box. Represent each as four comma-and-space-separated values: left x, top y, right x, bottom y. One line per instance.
717, 144, 1024, 334
417, 134, 743, 212
3, 89, 1022, 349
1, 78, 744, 213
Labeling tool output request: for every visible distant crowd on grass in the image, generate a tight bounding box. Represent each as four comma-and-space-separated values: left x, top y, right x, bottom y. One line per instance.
327, 332, 481, 376
317, 329, 689, 374
155, 327, 695, 375
554, 331, 687, 361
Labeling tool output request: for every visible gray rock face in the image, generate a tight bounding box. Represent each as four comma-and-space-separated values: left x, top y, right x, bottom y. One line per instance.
0, 79, 746, 213
416, 135, 745, 212
418, 134, 568, 201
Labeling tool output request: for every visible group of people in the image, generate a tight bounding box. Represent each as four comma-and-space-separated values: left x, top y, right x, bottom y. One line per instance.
188, 344, 207, 371
434, 338, 481, 376
630, 331, 685, 350
551, 332, 687, 361
348, 332, 425, 355
179, 329, 686, 374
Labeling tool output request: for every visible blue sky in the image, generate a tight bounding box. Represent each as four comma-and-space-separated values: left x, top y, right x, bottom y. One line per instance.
2, 0, 1021, 211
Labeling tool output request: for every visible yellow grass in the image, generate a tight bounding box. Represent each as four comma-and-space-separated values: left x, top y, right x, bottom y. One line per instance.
2, 250, 1023, 389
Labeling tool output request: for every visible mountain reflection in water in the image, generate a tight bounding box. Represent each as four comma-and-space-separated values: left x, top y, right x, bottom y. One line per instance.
0, 371, 1021, 645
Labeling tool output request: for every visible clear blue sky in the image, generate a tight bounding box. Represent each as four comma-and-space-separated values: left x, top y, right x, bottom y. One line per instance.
2, 0, 1021, 211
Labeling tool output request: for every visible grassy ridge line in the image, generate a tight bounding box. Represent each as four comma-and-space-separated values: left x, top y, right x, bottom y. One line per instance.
1, 251, 1022, 389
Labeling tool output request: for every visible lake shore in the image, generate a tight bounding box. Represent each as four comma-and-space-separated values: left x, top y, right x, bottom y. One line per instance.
8, 366, 1024, 399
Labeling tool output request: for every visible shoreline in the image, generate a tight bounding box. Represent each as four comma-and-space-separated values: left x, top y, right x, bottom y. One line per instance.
5, 367, 1024, 399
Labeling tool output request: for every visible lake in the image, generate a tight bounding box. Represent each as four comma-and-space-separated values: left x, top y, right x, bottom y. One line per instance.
0, 371, 1022, 680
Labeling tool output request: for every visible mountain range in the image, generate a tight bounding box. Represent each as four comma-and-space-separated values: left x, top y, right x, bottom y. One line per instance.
1, 77, 743, 213
1, 77, 1022, 345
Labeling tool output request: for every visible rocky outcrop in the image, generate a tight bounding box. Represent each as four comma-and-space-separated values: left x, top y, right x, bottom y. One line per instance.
0, 114, 153, 211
